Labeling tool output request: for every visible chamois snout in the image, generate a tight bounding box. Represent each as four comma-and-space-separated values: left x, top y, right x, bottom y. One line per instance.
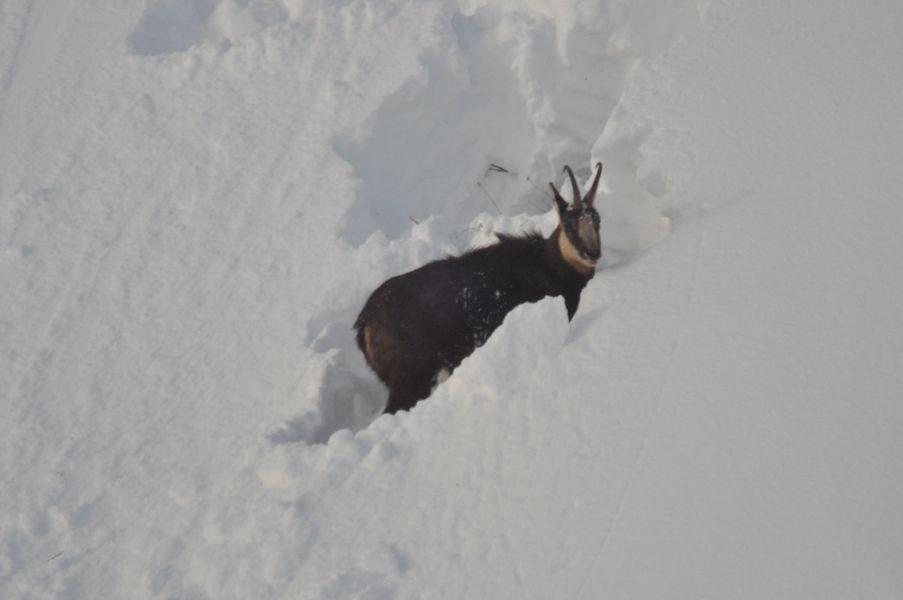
578, 215, 601, 260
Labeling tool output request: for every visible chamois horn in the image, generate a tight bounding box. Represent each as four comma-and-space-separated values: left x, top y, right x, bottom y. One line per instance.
584, 162, 603, 206
564, 165, 583, 210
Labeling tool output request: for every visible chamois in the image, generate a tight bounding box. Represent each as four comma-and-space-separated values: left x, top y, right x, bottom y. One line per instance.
355, 162, 604, 414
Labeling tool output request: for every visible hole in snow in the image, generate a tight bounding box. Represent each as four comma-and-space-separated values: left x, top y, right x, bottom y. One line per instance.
127, 0, 220, 55
270, 316, 385, 445
127, 0, 288, 56
269, 365, 384, 445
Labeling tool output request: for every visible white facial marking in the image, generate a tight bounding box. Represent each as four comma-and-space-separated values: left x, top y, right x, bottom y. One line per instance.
558, 230, 597, 274
363, 326, 375, 360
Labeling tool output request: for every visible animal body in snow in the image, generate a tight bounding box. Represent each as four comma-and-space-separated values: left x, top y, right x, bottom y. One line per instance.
355, 163, 604, 413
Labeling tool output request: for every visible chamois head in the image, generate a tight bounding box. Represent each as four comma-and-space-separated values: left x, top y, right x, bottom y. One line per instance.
550, 162, 603, 273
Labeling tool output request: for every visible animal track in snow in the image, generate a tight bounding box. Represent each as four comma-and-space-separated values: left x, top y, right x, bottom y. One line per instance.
127, 0, 288, 55
333, 7, 560, 246
270, 314, 385, 445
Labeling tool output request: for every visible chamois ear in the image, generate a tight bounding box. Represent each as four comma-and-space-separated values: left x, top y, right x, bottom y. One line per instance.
584, 162, 603, 207
549, 182, 568, 213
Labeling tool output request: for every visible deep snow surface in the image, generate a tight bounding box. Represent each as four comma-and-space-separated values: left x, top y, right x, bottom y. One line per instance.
2, 0, 903, 598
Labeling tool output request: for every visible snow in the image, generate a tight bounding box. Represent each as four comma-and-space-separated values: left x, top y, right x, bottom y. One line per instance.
3, 0, 903, 597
